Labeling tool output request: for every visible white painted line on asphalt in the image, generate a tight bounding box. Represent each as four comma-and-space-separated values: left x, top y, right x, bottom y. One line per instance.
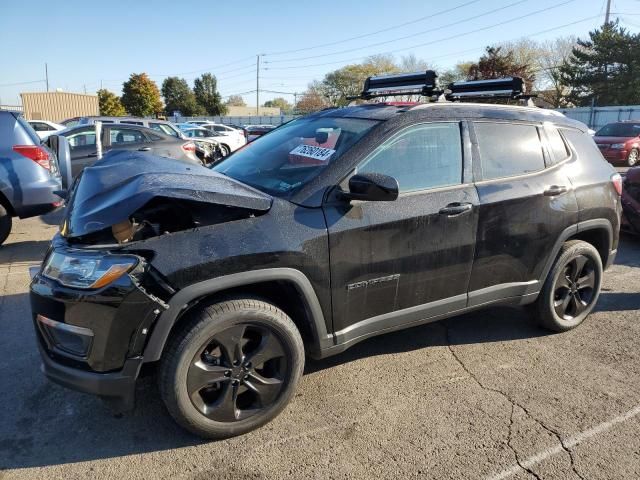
487, 404, 640, 480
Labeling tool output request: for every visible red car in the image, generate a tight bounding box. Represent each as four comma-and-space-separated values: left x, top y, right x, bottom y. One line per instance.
594, 121, 640, 167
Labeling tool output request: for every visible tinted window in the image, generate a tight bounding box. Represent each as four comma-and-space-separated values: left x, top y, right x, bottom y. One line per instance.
67, 128, 96, 148
562, 128, 604, 160
150, 123, 177, 136
120, 120, 143, 125
110, 128, 145, 144
546, 126, 570, 164
595, 122, 640, 137
475, 122, 545, 180
30, 122, 52, 131
358, 123, 462, 192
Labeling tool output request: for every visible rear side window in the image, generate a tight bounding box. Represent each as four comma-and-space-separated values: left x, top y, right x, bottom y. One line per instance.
474, 122, 545, 180
358, 122, 463, 193
545, 126, 570, 164
110, 128, 146, 144
562, 128, 604, 161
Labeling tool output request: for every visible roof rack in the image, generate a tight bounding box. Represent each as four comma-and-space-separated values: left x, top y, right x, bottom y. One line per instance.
351, 70, 534, 102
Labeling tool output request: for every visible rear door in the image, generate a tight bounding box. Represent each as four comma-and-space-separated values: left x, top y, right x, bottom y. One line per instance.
66, 127, 99, 176
323, 121, 479, 338
467, 121, 578, 305
105, 126, 150, 155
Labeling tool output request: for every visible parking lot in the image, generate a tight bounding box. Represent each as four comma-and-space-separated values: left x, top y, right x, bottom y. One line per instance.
0, 210, 637, 480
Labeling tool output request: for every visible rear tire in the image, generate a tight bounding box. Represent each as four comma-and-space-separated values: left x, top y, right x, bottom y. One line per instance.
534, 240, 602, 332
158, 298, 304, 439
0, 204, 12, 246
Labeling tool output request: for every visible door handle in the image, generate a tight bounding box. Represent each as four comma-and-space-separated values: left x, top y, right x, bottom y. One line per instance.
544, 185, 568, 196
439, 202, 473, 216
138, 147, 152, 151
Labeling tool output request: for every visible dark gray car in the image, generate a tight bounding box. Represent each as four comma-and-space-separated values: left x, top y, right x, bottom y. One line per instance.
0, 111, 66, 245
59, 124, 201, 176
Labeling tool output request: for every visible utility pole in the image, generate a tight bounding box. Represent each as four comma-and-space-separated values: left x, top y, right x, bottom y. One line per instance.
45, 63, 49, 92
256, 54, 260, 116
604, 0, 611, 25
83, 84, 87, 94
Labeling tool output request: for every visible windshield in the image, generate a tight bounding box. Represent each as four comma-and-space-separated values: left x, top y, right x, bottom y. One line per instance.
213, 116, 378, 196
596, 123, 640, 137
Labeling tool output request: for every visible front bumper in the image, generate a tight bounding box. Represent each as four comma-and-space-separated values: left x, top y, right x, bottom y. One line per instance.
30, 238, 170, 408
38, 340, 142, 409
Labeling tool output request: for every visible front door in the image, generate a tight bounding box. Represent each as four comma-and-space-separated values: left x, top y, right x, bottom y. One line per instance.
323, 122, 479, 339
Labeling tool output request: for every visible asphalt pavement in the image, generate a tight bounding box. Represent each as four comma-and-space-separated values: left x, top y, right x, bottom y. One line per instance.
1, 211, 639, 480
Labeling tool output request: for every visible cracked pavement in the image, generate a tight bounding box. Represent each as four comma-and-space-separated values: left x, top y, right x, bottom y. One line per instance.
1, 211, 639, 480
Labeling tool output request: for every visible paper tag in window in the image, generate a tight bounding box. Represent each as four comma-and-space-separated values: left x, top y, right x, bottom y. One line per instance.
289, 144, 335, 163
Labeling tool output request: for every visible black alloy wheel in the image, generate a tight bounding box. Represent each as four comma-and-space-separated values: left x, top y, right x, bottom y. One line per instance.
535, 240, 602, 332
552, 254, 596, 320
159, 298, 304, 439
187, 323, 287, 422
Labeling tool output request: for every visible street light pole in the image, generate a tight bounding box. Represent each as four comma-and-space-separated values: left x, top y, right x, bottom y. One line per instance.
604, 0, 611, 25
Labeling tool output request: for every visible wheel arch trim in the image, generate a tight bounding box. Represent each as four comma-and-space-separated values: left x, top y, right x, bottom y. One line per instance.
525, 219, 613, 295
143, 268, 332, 362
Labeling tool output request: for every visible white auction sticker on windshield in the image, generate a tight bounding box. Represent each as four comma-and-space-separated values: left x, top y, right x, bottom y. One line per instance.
289, 144, 335, 163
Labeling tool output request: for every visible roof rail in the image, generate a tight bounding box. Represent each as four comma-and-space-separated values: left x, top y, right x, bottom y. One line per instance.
351, 70, 535, 102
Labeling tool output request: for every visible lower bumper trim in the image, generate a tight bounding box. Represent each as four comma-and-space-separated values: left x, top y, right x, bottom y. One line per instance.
39, 342, 142, 410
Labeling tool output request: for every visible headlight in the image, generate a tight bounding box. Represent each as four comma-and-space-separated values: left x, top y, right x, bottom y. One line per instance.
611, 143, 625, 149
42, 251, 138, 289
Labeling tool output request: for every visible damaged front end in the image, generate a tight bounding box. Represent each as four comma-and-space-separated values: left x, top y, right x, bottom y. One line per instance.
30, 151, 273, 409
61, 150, 272, 244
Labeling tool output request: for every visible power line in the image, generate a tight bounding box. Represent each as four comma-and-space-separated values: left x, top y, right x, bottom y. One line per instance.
264, 0, 483, 56
265, 0, 531, 64
149, 55, 256, 77
266, 0, 582, 71
0, 79, 46, 87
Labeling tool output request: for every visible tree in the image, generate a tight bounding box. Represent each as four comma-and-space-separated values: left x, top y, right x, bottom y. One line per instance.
193, 73, 226, 115
560, 21, 640, 106
536, 37, 577, 107
295, 82, 329, 114
467, 46, 536, 91
161, 77, 204, 116
97, 89, 126, 116
439, 62, 474, 86
121, 73, 163, 117
321, 54, 399, 106
263, 97, 292, 114
225, 94, 246, 107
398, 54, 433, 73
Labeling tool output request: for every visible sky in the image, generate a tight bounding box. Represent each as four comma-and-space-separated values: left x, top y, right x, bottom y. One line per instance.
1, 0, 638, 108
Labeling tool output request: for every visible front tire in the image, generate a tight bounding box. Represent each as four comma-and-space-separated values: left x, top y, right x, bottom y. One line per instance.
627, 148, 639, 167
0, 204, 12, 246
534, 240, 602, 332
158, 298, 304, 439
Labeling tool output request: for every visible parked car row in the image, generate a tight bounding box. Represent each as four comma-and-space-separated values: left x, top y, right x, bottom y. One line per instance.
593, 121, 640, 167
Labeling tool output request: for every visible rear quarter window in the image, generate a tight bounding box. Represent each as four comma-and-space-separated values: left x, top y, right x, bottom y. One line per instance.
561, 128, 605, 161
474, 122, 545, 180
545, 126, 570, 165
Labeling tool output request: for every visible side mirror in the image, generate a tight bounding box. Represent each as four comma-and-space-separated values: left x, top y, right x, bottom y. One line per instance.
343, 172, 399, 202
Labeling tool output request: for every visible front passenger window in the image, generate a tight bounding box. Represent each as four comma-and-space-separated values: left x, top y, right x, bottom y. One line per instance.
358, 123, 463, 193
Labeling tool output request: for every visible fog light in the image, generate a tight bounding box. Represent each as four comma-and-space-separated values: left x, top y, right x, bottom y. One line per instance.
37, 314, 93, 357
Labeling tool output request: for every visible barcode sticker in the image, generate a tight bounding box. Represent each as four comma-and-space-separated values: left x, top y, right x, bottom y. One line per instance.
289, 144, 335, 163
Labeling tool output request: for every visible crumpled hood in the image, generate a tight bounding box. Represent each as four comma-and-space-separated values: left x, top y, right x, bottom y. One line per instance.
62, 151, 272, 238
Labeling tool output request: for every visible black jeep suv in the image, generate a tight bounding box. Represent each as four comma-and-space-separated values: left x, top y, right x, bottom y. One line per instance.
30, 74, 621, 439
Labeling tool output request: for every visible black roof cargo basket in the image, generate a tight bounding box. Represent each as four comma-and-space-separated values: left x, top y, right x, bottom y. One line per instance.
352, 70, 532, 102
